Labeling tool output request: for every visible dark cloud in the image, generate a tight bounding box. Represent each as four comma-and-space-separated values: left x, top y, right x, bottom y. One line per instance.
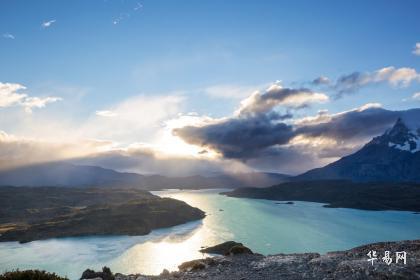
312, 76, 331, 86
296, 106, 399, 141
333, 72, 369, 97
174, 84, 327, 160
174, 113, 295, 159
175, 104, 420, 168
237, 84, 328, 116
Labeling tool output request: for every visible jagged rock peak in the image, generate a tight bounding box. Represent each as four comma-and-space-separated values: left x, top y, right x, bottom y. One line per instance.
384, 118, 420, 153
387, 117, 409, 137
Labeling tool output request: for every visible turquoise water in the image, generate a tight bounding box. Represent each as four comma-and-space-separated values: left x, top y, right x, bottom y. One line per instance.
0, 189, 419, 279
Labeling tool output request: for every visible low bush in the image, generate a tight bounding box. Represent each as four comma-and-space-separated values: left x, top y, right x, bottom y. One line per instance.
0, 270, 68, 280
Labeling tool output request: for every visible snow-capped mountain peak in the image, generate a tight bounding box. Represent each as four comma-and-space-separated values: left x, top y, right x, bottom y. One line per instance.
385, 118, 420, 153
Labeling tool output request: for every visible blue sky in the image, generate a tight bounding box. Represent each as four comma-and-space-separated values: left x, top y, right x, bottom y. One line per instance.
1, 0, 420, 175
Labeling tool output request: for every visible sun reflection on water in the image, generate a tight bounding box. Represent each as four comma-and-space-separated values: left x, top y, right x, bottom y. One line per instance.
110, 189, 232, 275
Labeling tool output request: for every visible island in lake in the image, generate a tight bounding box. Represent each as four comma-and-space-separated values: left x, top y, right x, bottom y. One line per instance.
0, 186, 205, 243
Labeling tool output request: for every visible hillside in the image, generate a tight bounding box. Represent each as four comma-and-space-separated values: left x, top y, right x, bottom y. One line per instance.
0, 187, 205, 243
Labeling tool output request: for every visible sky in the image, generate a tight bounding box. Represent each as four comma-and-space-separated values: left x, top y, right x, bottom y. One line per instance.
1, 0, 420, 175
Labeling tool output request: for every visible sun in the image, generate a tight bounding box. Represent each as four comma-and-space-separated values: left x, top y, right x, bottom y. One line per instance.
153, 114, 219, 159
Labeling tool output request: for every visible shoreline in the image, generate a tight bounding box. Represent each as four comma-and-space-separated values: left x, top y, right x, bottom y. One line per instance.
222, 180, 420, 212
80, 239, 420, 280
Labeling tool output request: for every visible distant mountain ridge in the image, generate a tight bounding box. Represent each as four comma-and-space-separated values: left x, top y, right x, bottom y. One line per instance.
295, 117, 420, 182
2, 116, 419, 187
0, 162, 289, 189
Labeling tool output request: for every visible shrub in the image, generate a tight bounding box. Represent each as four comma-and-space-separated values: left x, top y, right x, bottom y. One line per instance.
0, 270, 68, 280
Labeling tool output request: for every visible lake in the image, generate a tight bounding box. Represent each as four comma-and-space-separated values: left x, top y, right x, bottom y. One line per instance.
0, 188, 419, 279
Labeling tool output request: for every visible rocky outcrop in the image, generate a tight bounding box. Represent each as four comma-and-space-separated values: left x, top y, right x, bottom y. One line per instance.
81, 267, 114, 280
84, 239, 420, 280
200, 241, 253, 255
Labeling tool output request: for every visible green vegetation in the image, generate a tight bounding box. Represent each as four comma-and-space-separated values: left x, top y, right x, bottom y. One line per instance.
0, 270, 68, 280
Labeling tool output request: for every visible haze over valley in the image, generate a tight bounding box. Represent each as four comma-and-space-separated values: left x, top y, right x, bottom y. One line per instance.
1, 0, 419, 279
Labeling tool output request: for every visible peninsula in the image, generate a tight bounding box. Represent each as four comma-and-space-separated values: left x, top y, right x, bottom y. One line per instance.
0, 186, 205, 243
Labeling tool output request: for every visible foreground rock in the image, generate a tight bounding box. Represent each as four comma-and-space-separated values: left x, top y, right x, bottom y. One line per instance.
83, 239, 420, 280
81, 267, 114, 280
0, 187, 205, 243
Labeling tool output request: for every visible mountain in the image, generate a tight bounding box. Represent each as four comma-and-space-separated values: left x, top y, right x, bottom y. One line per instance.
295, 117, 420, 182
0, 162, 289, 189
0, 163, 143, 187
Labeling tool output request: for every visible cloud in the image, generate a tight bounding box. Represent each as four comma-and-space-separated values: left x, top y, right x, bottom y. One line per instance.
71, 146, 247, 177
413, 92, 420, 100
312, 76, 331, 85
2, 33, 15, 39
113, 13, 130, 25
0, 131, 113, 170
95, 110, 117, 117
333, 66, 420, 97
0, 129, 249, 176
41, 19, 56, 28
244, 146, 330, 175
174, 113, 294, 159
0, 82, 61, 113
236, 83, 328, 116
204, 84, 260, 99
112, 1, 142, 25
175, 82, 328, 161
413, 42, 420, 56
21, 96, 62, 113
294, 104, 398, 142
134, 2, 143, 11
174, 82, 329, 160
81, 94, 184, 144
174, 88, 420, 174
292, 106, 420, 159
0, 82, 27, 107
